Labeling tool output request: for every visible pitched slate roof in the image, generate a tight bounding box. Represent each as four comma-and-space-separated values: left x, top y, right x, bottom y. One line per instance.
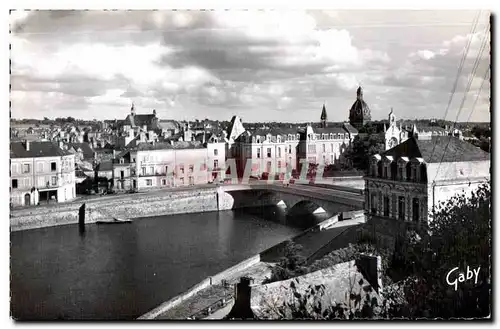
68, 142, 94, 159
96, 161, 113, 171
10, 141, 72, 158
383, 136, 490, 163
125, 114, 157, 128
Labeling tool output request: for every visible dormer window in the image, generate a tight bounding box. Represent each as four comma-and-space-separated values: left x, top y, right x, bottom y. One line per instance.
406, 162, 412, 181
120, 158, 124, 164
330, 133, 334, 139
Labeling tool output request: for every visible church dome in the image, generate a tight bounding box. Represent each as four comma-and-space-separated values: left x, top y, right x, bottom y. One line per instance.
349, 86, 371, 129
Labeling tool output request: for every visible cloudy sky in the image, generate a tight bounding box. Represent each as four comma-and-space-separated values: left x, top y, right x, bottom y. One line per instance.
10, 10, 490, 123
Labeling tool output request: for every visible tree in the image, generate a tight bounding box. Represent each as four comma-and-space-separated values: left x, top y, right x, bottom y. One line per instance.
343, 134, 385, 171
263, 241, 308, 284
272, 183, 491, 319
390, 182, 491, 318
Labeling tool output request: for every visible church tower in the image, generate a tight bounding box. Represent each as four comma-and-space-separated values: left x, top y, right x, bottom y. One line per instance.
348, 86, 371, 130
320, 103, 328, 128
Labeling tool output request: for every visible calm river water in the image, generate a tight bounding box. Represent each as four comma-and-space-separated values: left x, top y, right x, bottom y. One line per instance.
10, 207, 311, 320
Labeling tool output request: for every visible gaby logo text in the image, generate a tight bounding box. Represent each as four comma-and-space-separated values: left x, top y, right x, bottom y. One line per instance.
446, 266, 480, 291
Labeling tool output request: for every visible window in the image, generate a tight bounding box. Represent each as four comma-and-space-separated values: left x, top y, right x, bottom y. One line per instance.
331, 144, 334, 152
37, 162, 44, 173
412, 198, 420, 222
267, 148, 272, 158
150, 166, 154, 175
377, 162, 383, 177
398, 167, 403, 180
12, 179, 18, 189
384, 196, 390, 217
120, 158, 124, 164
308, 145, 316, 153
189, 165, 194, 173
146, 179, 152, 186
179, 177, 184, 185
322, 144, 326, 153
406, 163, 412, 181
180, 166, 184, 174
371, 194, 377, 214
391, 162, 398, 180
214, 159, 219, 169
51, 162, 57, 172
257, 148, 261, 158
398, 196, 405, 220
331, 154, 334, 163
383, 166, 388, 178
23, 164, 30, 173
120, 170, 124, 179
165, 166, 169, 174
267, 161, 272, 172
323, 155, 326, 163
278, 160, 282, 168
412, 167, 417, 182
142, 167, 146, 176
289, 145, 292, 154
214, 149, 218, 156
420, 164, 427, 183
278, 147, 281, 157
162, 179, 166, 185
51, 176, 57, 186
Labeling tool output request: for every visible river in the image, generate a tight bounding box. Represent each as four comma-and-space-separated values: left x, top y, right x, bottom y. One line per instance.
10, 206, 317, 320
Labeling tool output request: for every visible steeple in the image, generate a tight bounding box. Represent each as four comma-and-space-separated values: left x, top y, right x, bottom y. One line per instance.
356, 86, 363, 100
131, 102, 135, 116
320, 103, 327, 128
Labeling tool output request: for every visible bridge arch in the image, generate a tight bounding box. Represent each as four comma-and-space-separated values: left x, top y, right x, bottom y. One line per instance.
257, 191, 290, 208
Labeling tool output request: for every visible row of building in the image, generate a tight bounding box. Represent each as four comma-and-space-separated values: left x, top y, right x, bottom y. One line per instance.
10, 87, 489, 228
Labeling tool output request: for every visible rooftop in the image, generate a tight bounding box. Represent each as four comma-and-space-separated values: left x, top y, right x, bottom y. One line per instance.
383, 136, 490, 163
10, 141, 72, 158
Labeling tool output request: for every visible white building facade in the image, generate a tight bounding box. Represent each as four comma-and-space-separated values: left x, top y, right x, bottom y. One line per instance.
10, 141, 76, 207
364, 135, 490, 224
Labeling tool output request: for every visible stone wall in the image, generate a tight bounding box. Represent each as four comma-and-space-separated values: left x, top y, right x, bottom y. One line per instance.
138, 254, 261, 320
11, 188, 220, 232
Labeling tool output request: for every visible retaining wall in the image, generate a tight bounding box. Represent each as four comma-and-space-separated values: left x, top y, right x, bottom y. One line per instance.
11, 188, 220, 232
138, 254, 261, 320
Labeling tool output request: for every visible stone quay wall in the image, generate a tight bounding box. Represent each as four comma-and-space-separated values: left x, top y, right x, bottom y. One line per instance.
11, 188, 223, 232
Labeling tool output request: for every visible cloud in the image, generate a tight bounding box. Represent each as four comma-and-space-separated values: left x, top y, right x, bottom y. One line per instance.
9, 10, 490, 122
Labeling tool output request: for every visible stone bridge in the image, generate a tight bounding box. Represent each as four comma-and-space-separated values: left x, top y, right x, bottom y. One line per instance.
218, 183, 365, 221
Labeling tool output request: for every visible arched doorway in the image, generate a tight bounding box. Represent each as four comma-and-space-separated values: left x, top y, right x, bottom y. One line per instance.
24, 193, 31, 206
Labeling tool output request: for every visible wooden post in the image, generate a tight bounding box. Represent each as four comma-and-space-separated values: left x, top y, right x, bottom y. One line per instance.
79, 203, 86, 233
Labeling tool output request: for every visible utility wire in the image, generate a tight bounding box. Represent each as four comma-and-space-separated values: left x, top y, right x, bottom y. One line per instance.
432, 22, 489, 182
427, 10, 481, 167
449, 67, 490, 164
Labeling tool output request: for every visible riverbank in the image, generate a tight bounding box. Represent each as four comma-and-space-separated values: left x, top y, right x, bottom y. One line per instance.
139, 213, 365, 320
11, 181, 364, 232
10, 187, 222, 232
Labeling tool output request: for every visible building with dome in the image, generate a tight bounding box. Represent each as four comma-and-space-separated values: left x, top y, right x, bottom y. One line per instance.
349, 86, 372, 130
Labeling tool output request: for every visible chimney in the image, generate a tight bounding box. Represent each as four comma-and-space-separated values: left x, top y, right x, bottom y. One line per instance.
59, 141, 64, 150
25, 140, 30, 151
226, 277, 255, 320
153, 109, 156, 116
356, 254, 383, 294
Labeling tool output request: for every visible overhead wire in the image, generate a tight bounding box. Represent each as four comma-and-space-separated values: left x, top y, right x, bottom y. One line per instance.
427, 10, 481, 169
432, 21, 489, 182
